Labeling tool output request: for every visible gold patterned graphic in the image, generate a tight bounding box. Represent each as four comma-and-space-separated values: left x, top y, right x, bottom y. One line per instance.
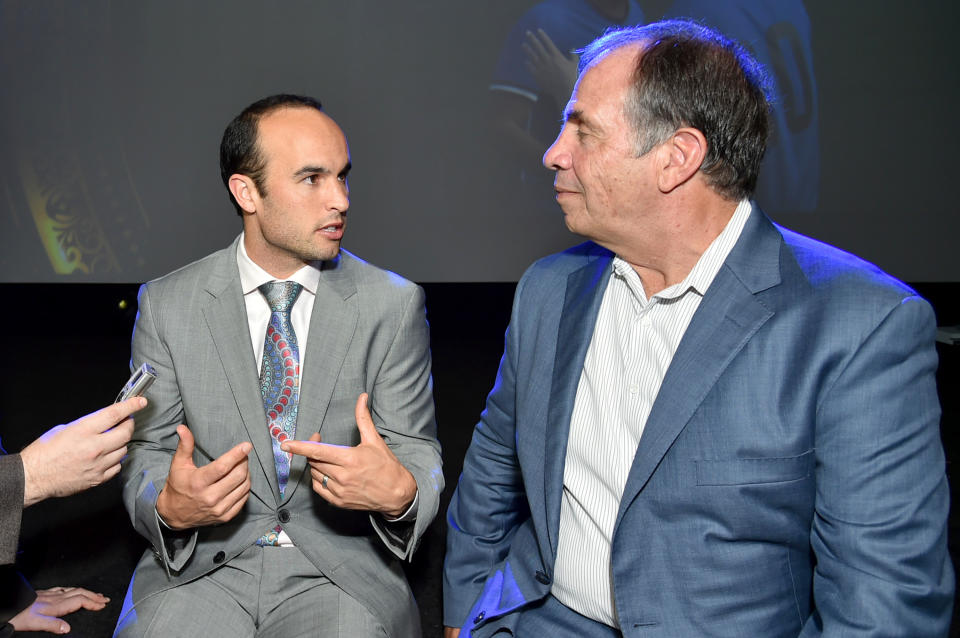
18, 150, 120, 275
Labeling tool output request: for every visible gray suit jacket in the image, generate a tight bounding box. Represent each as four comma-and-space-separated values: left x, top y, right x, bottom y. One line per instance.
120, 236, 442, 636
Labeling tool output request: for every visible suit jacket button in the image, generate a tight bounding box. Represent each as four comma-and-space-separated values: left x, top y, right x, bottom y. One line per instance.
213, 551, 226, 564
278, 509, 291, 523
473, 611, 485, 623
535, 570, 551, 585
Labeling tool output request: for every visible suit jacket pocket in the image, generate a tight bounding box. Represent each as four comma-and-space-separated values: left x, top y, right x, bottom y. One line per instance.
695, 449, 813, 486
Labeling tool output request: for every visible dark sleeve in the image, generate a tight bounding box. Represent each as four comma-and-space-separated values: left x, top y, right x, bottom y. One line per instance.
443, 274, 532, 626
0, 453, 24, 565
0, 452, 34, 628
0, 566, 36, 628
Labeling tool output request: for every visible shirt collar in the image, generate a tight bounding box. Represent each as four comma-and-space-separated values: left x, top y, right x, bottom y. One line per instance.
613, 198, 753, 302
236, 233, 321, 296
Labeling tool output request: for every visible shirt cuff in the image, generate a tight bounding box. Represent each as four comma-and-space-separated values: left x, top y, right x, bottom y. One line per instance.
382, 489, 419, 523
156, 508, 175, 530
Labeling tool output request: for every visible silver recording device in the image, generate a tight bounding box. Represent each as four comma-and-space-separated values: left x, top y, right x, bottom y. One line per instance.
116, 362, 158, 403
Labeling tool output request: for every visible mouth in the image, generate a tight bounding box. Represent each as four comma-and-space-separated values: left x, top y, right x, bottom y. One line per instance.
317, 220, 345, 240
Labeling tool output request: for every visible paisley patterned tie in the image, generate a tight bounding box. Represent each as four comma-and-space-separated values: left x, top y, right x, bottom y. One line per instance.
255, 281, 303, 547
258, 281, 303, 497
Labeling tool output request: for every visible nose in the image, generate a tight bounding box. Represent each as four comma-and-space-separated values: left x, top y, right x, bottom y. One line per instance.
329, 180, 349, 213
543, 128, 571, 171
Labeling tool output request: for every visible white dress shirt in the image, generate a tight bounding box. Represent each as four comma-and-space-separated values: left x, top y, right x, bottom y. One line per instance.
237, 238, 320, 377
551, 200, 753, 626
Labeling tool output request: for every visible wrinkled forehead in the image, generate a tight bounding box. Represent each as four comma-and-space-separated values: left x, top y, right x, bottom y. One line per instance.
569, 43, 644, 111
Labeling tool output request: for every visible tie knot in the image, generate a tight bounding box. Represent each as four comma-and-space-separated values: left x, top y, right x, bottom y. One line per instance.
259, 281, 303, 313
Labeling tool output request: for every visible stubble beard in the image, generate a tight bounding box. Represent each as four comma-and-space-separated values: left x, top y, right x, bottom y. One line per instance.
260, 224, 342, 269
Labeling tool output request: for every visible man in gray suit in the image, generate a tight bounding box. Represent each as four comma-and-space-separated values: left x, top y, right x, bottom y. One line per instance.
115, 94, 442, 637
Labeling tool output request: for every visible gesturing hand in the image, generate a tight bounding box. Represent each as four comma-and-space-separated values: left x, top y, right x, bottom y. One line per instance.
155, 425, 252, 529
21, 396, 146, 507
282, 393, 417, 517
9, 586, 109, 634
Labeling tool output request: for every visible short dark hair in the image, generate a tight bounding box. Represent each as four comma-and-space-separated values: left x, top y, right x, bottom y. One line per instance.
219, 94, 324, 215
579, 20, 772, 201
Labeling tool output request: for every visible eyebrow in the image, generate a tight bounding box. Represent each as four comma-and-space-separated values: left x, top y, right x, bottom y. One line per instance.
563, 108, 597, 134
564, 108, 584, 125
293, 162, 352, 179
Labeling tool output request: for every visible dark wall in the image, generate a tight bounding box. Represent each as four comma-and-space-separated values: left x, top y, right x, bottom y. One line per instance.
2, 1, 959, 284
1, 281, 958, 636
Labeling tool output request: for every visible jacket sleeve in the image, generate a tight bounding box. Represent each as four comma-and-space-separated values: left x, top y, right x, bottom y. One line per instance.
368, 284, 444, 560
0, 454, 24, 566
0, 454, 34, 626
0, 567, 36, 629
0, 454, 37, 636
800, 295, 954, 637
120, 283, 198, 574
443, 274, 532, 627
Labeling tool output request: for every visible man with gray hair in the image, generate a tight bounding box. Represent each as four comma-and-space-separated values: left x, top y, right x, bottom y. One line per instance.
444, 19, 952, 637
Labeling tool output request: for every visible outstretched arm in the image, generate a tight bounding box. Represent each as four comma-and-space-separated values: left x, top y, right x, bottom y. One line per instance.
20, 397, 144, 507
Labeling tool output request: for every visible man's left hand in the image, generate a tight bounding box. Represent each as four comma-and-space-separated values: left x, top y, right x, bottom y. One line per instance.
282, 393, 417, 517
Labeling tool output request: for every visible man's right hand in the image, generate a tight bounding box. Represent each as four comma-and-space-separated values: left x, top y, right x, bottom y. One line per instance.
21, 397, 145, 507
155, 424, 252, 529
444, 628, 460, 638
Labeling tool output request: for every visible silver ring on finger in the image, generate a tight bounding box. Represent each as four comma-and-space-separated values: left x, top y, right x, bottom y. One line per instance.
321, 474, 329, 489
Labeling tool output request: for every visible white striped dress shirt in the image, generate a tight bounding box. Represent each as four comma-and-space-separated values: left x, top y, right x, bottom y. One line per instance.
551, 200, 753, 627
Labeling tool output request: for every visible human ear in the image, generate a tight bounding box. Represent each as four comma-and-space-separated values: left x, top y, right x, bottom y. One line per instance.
228, 174, 259, 214
657, 128, 707, 193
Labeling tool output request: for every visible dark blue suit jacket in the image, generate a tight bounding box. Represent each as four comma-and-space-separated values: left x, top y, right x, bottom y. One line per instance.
444, 207, 953, 636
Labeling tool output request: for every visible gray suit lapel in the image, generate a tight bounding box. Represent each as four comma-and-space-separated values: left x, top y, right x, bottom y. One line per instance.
543, 251, 612, 557
284, 254, 358, 504
614, 207, 783, 529
200, 238, 281, 501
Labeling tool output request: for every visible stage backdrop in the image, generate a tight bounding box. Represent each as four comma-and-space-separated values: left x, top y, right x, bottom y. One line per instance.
1, 1, 956, 283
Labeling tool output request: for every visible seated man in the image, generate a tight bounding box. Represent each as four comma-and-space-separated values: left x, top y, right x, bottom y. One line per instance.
444, 19, 953, 637
114, 94, 442, 637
